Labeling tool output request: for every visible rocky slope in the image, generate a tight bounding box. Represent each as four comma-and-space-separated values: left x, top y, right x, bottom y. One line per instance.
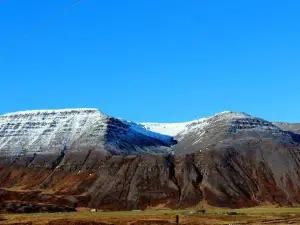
274, 122, 300, 135
1, 109, 300, 210
172, 112, 300, 154
0, 109, 174, 159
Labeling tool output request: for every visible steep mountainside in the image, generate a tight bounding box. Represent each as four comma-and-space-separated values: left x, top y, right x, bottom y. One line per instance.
172, 112, 300, 154
142, 112, 300, 154
274, 122, 300, 135
0, 109, 174, 158
1, 109, 300, 210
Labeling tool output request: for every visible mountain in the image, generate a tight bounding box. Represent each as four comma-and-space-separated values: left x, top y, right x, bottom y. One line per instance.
0, 109, 174, 159
142, 112, 300, 154
143, 112, 300, 207
1, 109, 300, 211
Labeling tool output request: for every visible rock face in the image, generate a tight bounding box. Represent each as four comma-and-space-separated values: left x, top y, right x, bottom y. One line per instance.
1, 109, 300, 210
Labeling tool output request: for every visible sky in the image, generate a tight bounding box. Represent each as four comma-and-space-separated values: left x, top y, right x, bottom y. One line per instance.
0, 0, 300, 123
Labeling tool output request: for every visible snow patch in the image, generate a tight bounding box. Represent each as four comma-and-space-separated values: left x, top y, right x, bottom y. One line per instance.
141, 122, 189, 136
122, 120, 174, 143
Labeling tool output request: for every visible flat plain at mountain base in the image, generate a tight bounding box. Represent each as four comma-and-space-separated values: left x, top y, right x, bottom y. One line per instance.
2, 207, 300, 225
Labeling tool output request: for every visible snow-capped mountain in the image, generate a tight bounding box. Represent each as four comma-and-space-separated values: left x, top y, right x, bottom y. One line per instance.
1, 109, 300, 210
0, 109, 299, 157
142, 111, 282, 137
0, 108, 174, 157
142, 111, 300, 154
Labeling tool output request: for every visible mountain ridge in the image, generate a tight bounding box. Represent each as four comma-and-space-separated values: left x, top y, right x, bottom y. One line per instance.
0, 108, 175, 157
1, 108, 300, 210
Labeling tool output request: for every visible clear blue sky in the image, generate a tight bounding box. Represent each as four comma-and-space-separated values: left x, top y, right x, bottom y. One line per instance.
0, 0, 299, 122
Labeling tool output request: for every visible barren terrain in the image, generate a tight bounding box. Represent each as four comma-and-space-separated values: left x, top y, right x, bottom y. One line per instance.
2, 207, 300, 225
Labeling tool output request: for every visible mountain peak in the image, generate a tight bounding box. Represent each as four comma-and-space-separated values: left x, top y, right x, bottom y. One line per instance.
214, 111, 251, 118
0, 108, 174, 156
1, 108, 102, 117
141, 111, 253, 137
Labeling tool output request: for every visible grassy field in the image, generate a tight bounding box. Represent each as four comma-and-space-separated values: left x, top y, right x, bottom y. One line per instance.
2, 207, 300, 224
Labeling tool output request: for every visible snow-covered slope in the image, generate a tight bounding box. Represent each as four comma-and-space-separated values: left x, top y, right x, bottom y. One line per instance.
0, 109, 174, 156
121, 120, 175, 143
141, 111, 243, 137
1, 109, 299, 157
142, 111, 284, 138
141, 111, 300, 154
141, 122, 188, 136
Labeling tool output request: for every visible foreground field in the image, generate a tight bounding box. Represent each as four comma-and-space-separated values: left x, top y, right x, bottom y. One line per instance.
2, 207, 300, 225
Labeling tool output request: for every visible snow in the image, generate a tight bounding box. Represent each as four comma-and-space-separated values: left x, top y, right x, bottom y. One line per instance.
0, 108, 107, 155
0, 109, 288, 157
122, 120, 173, 143
1, 108, 102, 117
141, 111, 280, 139
141, 122, 189, 136
0, 108, 176, 156
140, 111, 234, 137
